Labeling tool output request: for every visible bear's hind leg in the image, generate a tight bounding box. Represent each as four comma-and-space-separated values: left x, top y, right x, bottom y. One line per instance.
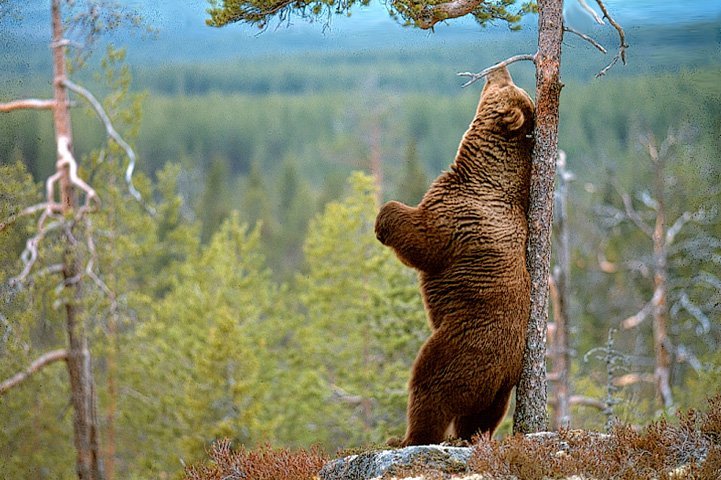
454, 388, 512, 441
400, 392, 453, 446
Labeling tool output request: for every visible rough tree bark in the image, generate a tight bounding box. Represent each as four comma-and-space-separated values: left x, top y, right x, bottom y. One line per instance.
51, 1, 104, 478
513, 0, 564, 434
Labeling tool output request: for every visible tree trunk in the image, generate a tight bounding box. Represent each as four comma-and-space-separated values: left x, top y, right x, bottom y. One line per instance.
513, 0, 563, 434
51, 1, 104, 478
650, 138, 673, 410
549, 153, 572, 429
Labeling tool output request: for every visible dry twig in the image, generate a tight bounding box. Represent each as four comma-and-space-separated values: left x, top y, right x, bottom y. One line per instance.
457, 53, 537, 87
563, 25, 607, 54
593, 0, 628, 77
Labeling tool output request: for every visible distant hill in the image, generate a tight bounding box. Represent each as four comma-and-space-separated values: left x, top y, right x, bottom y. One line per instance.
3, 0, 721, 64
1, 1, 720, 100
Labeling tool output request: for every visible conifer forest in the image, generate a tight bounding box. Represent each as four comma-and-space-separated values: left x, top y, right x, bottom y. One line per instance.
0, 1, 720, 478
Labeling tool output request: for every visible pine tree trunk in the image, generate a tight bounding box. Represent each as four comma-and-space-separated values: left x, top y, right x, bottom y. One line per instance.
51, 1, 104, 478
513, 0, 563, 434
651, 141, 673, 410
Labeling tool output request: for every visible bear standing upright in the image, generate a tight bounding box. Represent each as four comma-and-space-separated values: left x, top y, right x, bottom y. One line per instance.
375, 66, 534, 446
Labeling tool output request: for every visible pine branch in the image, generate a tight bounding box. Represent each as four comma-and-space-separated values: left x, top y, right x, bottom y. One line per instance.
457, 53, 537, 87
415, 0, 484, 29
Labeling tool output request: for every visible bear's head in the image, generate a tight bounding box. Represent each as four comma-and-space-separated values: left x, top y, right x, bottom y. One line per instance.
475, 66, 534, 137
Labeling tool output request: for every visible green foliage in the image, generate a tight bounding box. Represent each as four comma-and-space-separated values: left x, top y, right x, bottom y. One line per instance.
0, 162, 77, 478
284, 172, 426, 446
206, 0, 533, 30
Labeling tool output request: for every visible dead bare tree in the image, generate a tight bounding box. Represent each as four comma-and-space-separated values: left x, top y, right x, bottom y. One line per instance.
598, 128, 716, 413
548, 150, 574, 429
0, 2, 144, 479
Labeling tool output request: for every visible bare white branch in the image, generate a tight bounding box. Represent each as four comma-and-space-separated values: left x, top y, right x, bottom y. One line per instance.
457, 53, 537, 88
0, 349, 68, 395
577, 0, 605, 25
563, 25, 607, 54
675, 344, 703, 373
666, 208, 708, 245
0, 99, 57, 112
57, 135, 100, 216
0, 203, 55, 233
594, 0, 628, 77
569, 394, 606, 410
597, 251, 618, 273
61, 79, 153, 213
613, 372, 655, 387
695, 271, 721, 291
639, 191, 657, 211
9, 216, 64, 287
622, 294, 657, 329
615, 183, 654, 238
679, 293, 711, 334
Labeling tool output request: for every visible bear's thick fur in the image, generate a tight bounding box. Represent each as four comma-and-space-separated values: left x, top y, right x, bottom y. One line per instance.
375, 66, 534, 446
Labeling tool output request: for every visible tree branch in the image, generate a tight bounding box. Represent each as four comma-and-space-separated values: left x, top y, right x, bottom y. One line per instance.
613, 372, 655, 387
563, 25, 607, 54
569, 395, 606, 410
614, 183, 654, 238
0, 203, 53, 233
679, 293, 711, 334
61, 79, 152, 212
9, 214, 64, 287
0, 349, 68, 395
415, 0, 483, 29
549, 394, 606, 410
577, 0, 604, 25
621, 293, 658, 329
56, 135, 100, 216
0, 99, 57, 112
593, 0, 627, 77
457, 53, 537, 87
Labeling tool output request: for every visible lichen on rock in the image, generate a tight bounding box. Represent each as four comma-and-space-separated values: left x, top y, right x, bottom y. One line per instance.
318, 445, 474, 480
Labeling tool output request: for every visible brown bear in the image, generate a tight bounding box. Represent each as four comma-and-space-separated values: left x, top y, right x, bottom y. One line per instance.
374, 66, 534, 446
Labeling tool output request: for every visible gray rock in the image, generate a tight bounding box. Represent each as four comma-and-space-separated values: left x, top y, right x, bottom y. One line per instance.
318, 445, 474, 480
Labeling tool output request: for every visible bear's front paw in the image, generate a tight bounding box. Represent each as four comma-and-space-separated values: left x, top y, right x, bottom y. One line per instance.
386, 436, 404, 448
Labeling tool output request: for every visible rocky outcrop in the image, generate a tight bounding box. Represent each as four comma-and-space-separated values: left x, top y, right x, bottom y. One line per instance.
318, 445, 474, 480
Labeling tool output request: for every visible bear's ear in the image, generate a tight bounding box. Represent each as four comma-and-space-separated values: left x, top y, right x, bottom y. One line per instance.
502, 106, 525, 131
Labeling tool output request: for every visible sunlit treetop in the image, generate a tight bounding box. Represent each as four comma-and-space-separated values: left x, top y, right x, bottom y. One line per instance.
206, 0, 537, 31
